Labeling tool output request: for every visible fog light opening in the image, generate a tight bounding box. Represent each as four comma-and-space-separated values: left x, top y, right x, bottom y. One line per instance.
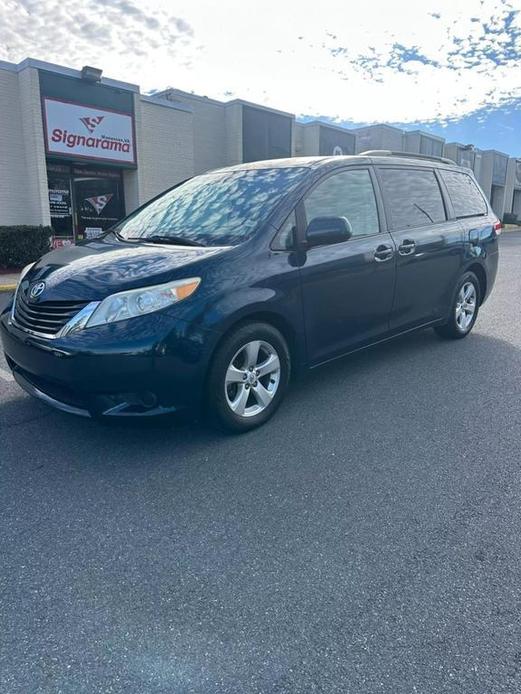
139, 392, 158, 409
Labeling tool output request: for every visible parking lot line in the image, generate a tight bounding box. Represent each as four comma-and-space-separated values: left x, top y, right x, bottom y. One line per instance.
0, 367, 14, 382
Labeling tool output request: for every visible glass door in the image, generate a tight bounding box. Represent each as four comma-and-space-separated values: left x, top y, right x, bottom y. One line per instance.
47, 164, 73, 242
72, 167, 125, 241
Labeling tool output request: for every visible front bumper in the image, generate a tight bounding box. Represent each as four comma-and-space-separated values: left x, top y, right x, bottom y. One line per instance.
1, 306, 219, 417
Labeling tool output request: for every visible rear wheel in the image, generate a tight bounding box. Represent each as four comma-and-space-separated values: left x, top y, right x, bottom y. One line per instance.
207, 322, 290, 432
434, 272, 480, 339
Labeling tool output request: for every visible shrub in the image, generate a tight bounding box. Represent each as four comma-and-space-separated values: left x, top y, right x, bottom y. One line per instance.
0, 226, 52, 270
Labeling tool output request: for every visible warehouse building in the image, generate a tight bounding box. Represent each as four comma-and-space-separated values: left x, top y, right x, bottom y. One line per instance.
294, 120, 356, 157
0, 58, 195, 246
0, 56, 519, 249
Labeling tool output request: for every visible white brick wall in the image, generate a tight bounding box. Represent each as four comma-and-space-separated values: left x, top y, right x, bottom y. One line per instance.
294, 123, 320, 155
0, 66, 49, 226
135, 98, 194, 205
182, 97, 226, 174
0, 68, 28, 225
189, 98, 226, 174
224, 103, 243, 165
17, 67, 50, 225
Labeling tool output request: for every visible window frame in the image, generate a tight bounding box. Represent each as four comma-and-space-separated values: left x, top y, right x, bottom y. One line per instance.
271, 209, 298, 251
374, 164, 449, 232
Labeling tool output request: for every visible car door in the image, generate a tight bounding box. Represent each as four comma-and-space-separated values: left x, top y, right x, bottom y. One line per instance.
376, 166, 464, 331
298, 167, 396, 365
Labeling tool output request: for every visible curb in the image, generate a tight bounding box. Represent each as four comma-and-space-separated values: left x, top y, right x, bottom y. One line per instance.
0, 285, 16, 292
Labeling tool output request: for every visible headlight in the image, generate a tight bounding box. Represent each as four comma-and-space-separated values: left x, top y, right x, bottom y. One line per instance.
85, 277, 201, 328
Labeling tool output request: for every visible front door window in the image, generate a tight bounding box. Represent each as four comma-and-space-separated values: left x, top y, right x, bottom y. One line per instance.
303, 169, 380, 237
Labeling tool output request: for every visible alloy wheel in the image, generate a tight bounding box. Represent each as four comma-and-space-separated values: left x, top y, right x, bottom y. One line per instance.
224, 340, 281, 417
455, 281, 477, 332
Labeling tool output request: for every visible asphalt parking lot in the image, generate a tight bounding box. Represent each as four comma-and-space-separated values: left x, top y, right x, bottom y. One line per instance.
1, 232, 521, 693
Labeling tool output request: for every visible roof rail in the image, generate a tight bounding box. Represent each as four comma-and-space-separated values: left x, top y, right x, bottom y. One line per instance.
359, 150, 456, 165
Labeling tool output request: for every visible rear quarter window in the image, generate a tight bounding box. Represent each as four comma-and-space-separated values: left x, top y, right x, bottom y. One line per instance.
378, 168, 446, 230
441, 170, 488, 218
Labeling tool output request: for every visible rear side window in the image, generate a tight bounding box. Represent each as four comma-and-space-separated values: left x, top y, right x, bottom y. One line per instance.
441, 170, 488, 218
379, 168, 446, 229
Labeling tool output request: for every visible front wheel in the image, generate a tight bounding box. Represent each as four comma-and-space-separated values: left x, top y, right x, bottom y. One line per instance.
206, 322, 291, 433
434, 272, 480, 340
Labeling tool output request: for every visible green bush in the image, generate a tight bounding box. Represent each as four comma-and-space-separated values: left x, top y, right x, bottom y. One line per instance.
0, 226, 52, 270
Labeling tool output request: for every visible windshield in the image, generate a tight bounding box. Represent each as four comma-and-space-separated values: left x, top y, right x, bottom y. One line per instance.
115, 167, 308, 246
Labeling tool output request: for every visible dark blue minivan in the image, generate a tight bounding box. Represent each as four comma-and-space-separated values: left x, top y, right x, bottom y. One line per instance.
1, 153, 500, 431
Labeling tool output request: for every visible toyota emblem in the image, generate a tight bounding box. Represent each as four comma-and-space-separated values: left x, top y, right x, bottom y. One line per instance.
29, 281, 46, 299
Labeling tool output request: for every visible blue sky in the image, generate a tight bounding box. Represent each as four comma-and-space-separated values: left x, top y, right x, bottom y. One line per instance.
392, 105, 521, 155
334, 101, 521, 155
1, 0, 520, 155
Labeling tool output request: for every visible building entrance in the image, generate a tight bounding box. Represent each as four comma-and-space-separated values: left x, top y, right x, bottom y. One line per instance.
47, 162, 125, 246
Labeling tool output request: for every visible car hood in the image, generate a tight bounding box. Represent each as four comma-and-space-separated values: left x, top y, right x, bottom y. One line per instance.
24, 236, 231, 302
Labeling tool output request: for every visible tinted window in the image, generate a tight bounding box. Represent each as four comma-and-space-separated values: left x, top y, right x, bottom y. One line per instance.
379, 168, 446, 229
441, 171, 488, 218
116, 167, 308, 246
303, 169, 379, 237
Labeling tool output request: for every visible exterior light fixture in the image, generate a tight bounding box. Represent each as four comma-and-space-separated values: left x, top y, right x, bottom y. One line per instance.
81, 66, 103, 83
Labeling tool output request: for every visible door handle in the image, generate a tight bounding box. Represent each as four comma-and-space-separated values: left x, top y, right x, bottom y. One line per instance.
374, 244, 394, 262
398, 239, 416, 255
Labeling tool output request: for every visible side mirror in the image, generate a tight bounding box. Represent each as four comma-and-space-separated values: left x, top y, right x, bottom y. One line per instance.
305, 216, 352, 248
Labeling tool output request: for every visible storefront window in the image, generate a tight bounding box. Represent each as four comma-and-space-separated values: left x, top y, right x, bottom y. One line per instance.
47, 163, 73, 239
46, 162, 125, 245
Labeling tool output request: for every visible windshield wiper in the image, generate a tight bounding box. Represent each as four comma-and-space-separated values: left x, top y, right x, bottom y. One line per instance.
125, 234, 205, 247
413, 203, 434, 224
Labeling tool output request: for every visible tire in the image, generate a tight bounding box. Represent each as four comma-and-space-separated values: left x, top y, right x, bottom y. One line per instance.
434, 271, 481, 340
206, 322, 291, 433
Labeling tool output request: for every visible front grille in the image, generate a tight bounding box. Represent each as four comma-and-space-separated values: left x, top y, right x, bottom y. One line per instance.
14, 290, 89, 335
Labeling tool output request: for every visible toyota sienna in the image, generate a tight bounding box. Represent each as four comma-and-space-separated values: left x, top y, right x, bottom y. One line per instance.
1, 152, 500, 432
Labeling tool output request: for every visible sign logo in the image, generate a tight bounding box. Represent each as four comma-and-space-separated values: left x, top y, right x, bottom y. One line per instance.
29, 281, 46, 299
79, 115, 104, 134
85, 194, 113, 215
43, 98, 136, 165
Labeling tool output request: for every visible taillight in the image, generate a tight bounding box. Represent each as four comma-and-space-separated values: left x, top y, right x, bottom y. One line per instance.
493, 220, 502, 235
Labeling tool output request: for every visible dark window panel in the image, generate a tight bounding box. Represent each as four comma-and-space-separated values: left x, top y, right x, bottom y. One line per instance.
441, 170, 488, 218
379, 168, 446, 229
242, 106, 292, 163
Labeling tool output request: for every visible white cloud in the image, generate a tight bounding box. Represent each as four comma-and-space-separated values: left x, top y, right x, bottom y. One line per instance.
1, 0, 520, 123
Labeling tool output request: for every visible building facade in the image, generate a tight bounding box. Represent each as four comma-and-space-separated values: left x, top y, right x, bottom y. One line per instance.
1, 56, 520, 246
